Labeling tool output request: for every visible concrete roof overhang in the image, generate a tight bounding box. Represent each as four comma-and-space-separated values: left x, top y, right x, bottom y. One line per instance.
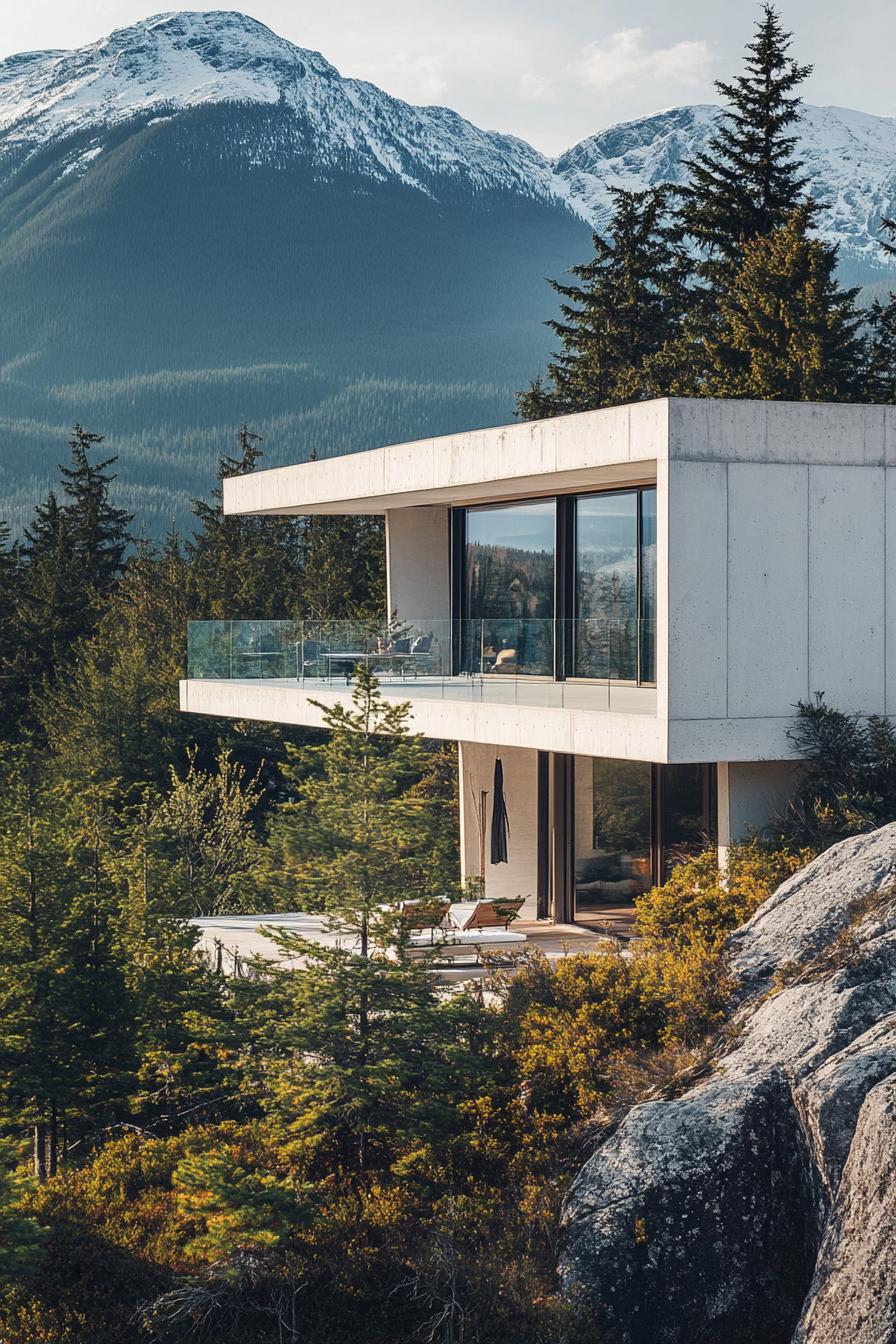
222, 401, 668, 516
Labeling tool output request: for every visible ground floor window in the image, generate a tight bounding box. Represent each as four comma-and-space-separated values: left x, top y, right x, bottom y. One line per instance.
572, 757, 716, 917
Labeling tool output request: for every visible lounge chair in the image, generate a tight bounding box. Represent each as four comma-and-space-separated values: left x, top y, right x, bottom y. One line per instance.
380, 897, 452, 943
447, 897, 524, 931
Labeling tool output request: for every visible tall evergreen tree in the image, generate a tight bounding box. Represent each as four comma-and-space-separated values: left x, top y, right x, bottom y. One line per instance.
58, 426, 134, 599
242, 672, 487, 1174
38, 535, 191, 796
188, 424, 305, 619
298, 512, 386, 619
11, 430, 134, 735
15, 493, 85, 700
864, 219, 896, 404
679, 4, 813, 275
703, 206, 864, 401
0, 758, 134, 1179
517, 186, 686, 418
0, 523, 24, 739
115, 794, 236, 1130
260, 668, 441, 938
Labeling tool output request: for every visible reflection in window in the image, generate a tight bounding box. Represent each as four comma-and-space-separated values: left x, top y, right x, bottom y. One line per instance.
575, 492, 638, 679
462, 500, 555, 675
575, 758, 653, 912
662, 764, 709, 877
574, 488, 656, 682
640, 488, 657, 683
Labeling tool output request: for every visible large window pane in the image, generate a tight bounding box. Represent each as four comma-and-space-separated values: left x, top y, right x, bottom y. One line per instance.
640, 488, 657, 683
463, 500, 555, 675
662, 764, 710, 877
575, 757, 653, 914
575, 492, 638, 679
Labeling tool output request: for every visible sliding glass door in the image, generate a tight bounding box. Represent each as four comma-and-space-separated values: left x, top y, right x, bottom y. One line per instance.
573, 757, 716, 917
461, 499, 555, 675
454, 485, 656, 683
573, 487, 656, 683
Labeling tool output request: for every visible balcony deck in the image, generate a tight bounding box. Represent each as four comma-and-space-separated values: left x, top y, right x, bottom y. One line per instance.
202, 672, 657, 715
193, 911, 636, 985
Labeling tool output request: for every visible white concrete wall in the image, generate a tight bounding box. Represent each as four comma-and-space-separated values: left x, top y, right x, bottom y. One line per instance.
717, 760, 802, 860
457, 741, 540, 918
666, 400, 896, 759
385, 506, 450, 624
202, 399, 896, 768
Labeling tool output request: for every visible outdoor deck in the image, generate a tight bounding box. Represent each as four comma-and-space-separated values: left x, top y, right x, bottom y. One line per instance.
207, 674, 657, 715
191, 910, 637, 984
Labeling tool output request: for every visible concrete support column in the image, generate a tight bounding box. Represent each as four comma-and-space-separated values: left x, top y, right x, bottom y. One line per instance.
385, 506, 450, 623
457, 741, 540, 918
716, 760, 802, 864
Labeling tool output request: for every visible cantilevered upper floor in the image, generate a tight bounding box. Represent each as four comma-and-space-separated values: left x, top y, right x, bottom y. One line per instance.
180, 397, 896, 762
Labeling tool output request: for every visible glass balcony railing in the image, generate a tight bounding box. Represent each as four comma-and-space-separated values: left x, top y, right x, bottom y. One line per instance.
186, 618, 657, 713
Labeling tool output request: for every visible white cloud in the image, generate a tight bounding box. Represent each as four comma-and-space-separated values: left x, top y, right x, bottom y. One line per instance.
574, 28, 713, 91
518, 70, 555, 101
363, 51, 449, 104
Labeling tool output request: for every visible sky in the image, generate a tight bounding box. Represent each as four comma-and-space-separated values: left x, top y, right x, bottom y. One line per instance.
2, 0, 894, 154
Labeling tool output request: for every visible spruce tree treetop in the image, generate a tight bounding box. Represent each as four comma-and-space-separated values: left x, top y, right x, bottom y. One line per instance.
679, 4, 812, 271
704, 205, 863, 402
517, 185, 686, 419
865, 219, 896, 405
58, 426, 134, 596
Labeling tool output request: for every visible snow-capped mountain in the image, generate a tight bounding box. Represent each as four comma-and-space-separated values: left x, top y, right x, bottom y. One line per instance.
557, 103, 896, 274
0, 11, 559, 203
1, 11, 894, 537
1, 10, 894, 275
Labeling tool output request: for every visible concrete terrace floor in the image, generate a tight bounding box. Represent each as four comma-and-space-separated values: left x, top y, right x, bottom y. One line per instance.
205, 674, 657, 715
192, 910, 636, 983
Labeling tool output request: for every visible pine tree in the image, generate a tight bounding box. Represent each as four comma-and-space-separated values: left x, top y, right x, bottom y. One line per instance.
0, 757, 134, 1178
261, 668, 439, 944
153, 747, 263, 916
298, 512, 386, 619
864, 219, 896, 404
58, 426, 134, 599
11, 431, 134, 735
188, 424, 305, 619
115, 794, 235, 1130
679, 4, 813, 275
0, 523, 24, 739
37, 535, 191, 796
704, 206, 864, 401
15, 494, 86, 700
517, 186, 686, 418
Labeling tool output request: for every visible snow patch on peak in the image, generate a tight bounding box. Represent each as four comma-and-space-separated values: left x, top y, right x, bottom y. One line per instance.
0, 10, 893, 272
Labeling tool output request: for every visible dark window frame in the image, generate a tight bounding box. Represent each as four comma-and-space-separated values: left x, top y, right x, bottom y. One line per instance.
451, 484, 657, 686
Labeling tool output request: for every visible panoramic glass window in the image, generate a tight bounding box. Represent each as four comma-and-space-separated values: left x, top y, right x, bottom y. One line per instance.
462, 499, 556, 675
661, 764, 711, 877
574, 491, 639, 679
640, 488, 657, 683
575, 758, 653, 914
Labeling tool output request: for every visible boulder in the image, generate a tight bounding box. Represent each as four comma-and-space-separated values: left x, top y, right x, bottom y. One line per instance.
561, 827, 896, 1344
562, 1070, 816, 1344
794, 1076, 896, 1344
729, 823, 896, 992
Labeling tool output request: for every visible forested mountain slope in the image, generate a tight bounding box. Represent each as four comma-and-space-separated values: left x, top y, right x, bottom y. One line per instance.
0, 11, 893, 533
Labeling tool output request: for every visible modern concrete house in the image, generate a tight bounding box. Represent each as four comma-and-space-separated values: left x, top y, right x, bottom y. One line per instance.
180, 398, 896, 927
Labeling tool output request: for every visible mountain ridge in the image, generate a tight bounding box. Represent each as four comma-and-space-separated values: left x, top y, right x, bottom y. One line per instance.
2, 10, 895, 275
0, 10, 894, 538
